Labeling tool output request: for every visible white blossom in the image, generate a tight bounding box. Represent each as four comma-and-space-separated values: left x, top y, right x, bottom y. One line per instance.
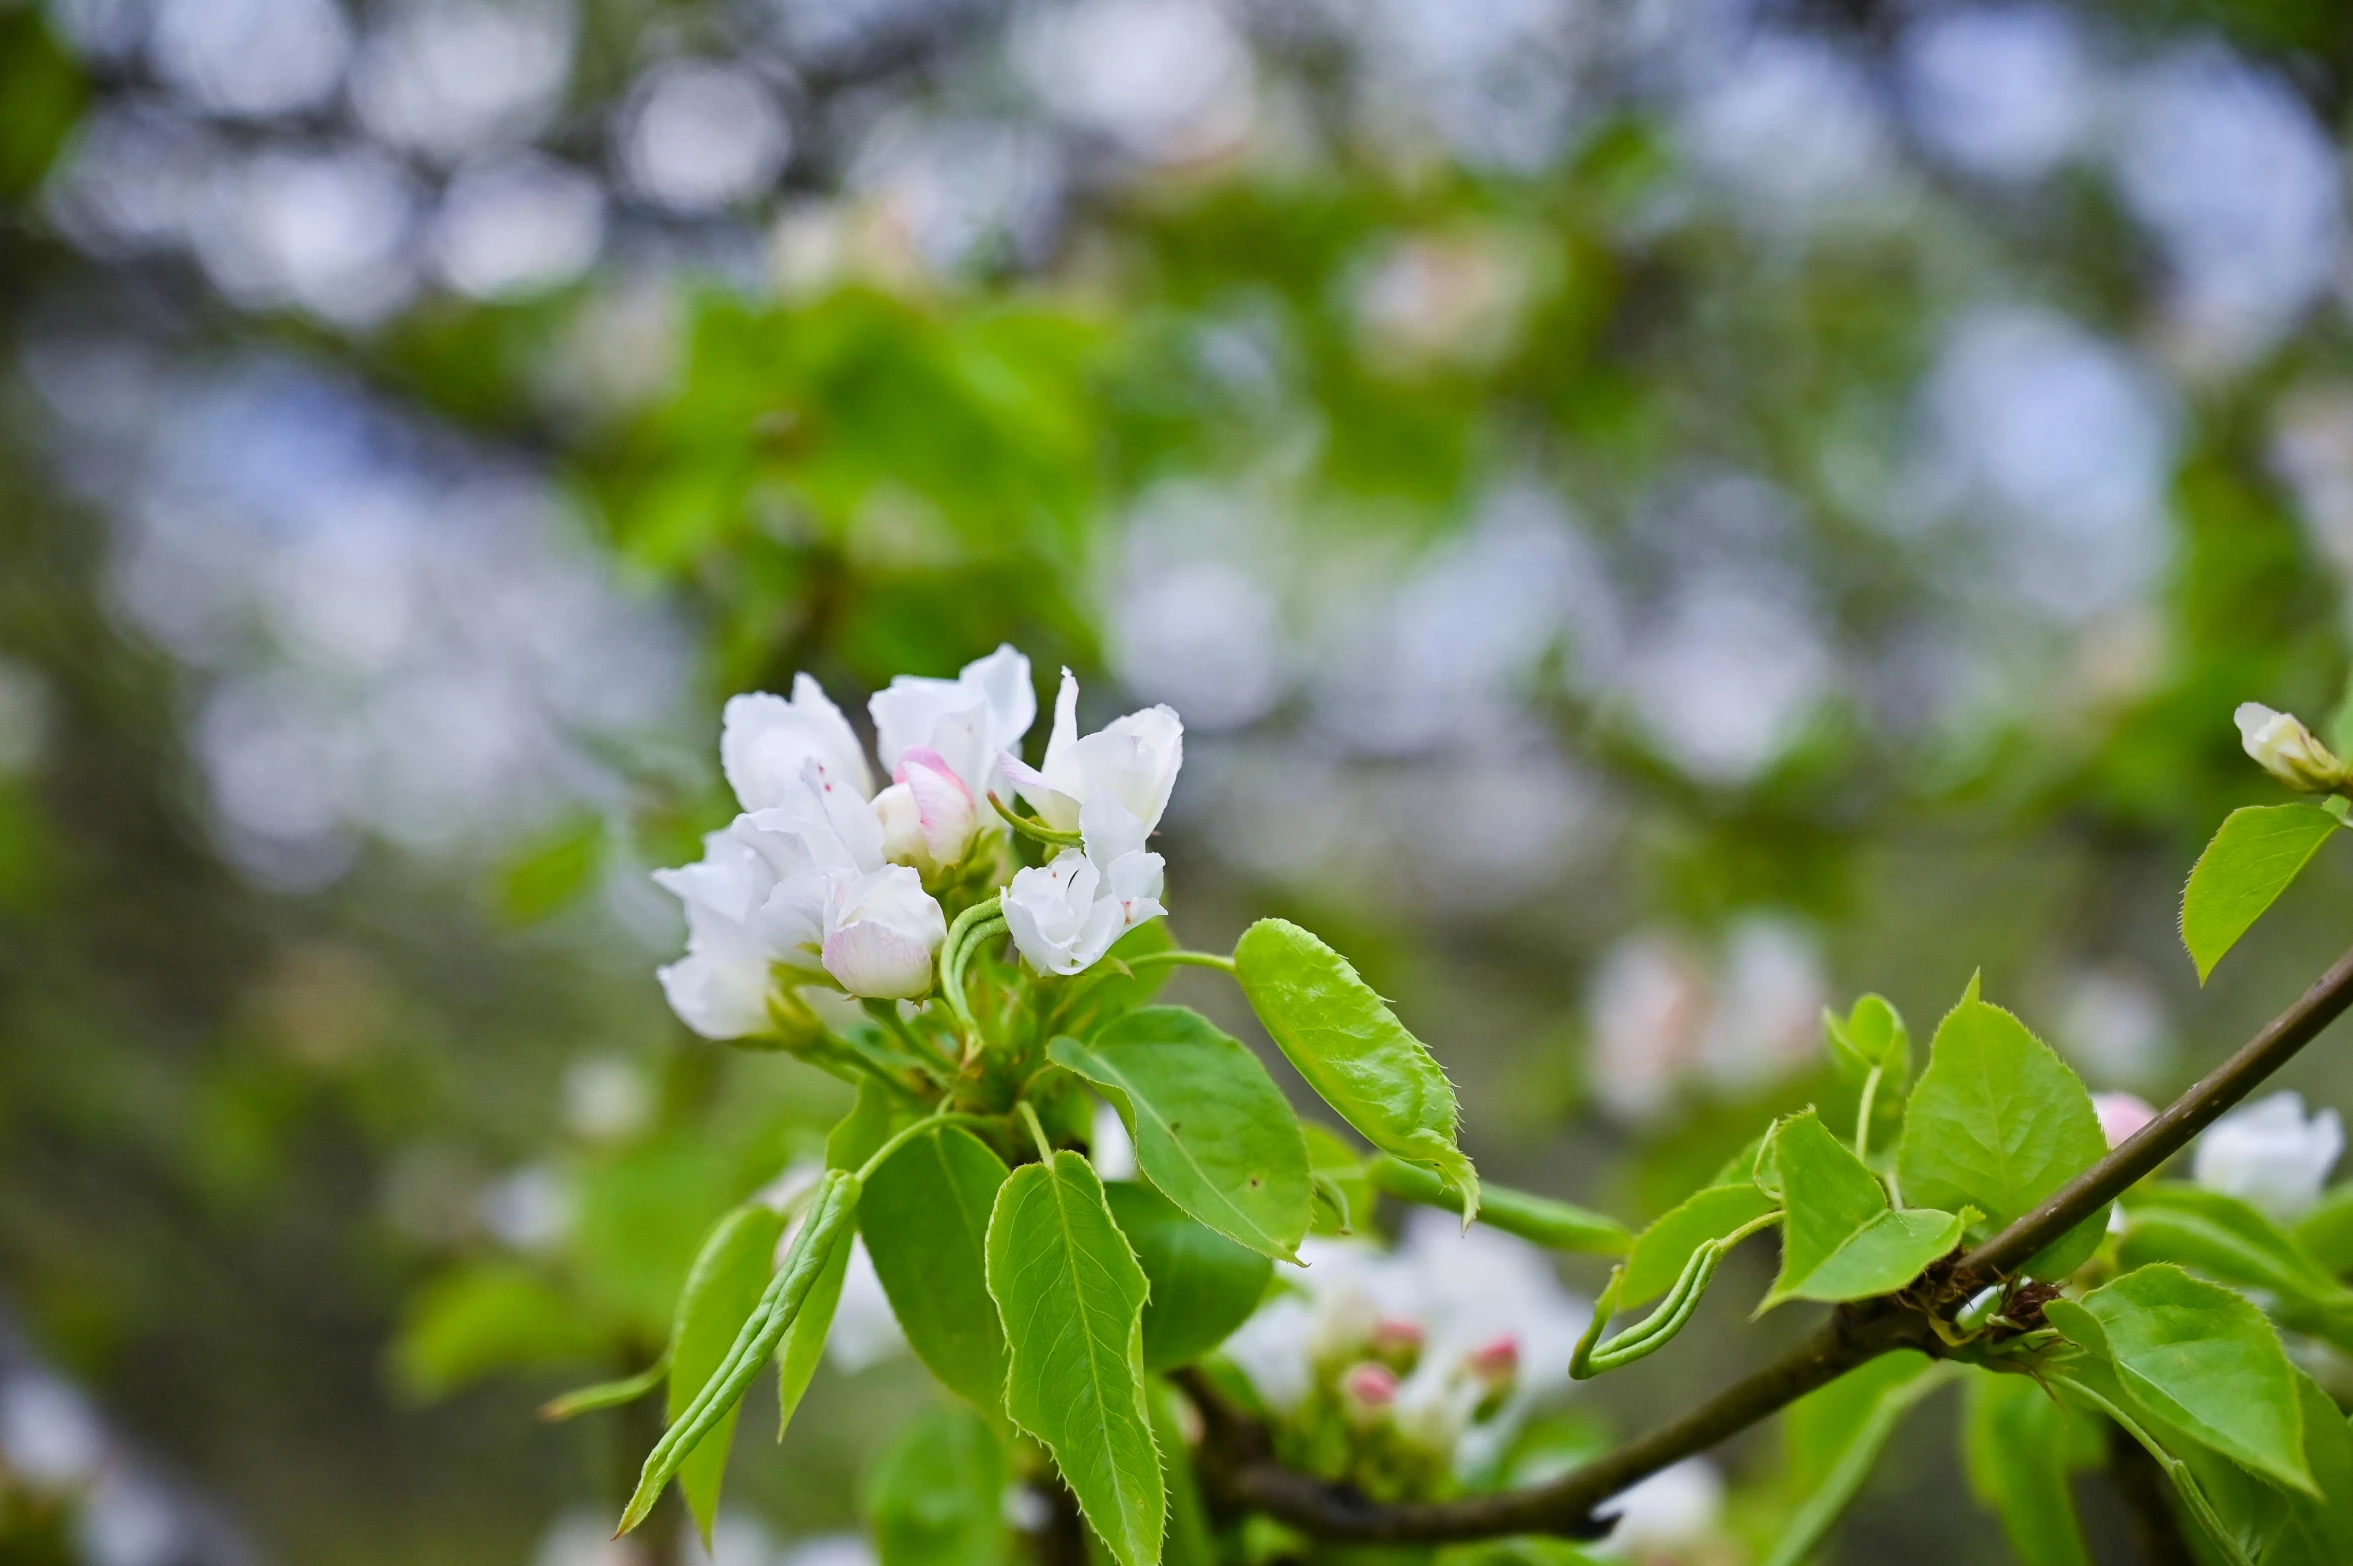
869, 644, 1036, 807
2193, 1090, 2344, 1221
2235, 702, 2345, 793
652, 823, 795, 1039
1002, 667, 1183, 835
722, 675, 874, 811
1592, 1458, 1725, 1559
819, 864, 946, 999
1001, 793, 1166, 975
873, 744, 983, 871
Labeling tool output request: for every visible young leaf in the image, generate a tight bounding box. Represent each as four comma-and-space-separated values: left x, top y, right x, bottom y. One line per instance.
1764, 1112, 1961, 1308
538, 1353, 669, 1422
2181, 804, 2341, 983
862, 1125, 1012, 1412
2068, 1263, 2316, 1495
1232, 918, 1478, 1222
986, 1150, 1164, 1566
2040, 1352, 2274, 1566
1050, 1007, 1313, 1262
1149, 1380, 1216, 1566
1764, 1352, 1960, 1566
620, 1171, 861, 1536
1622, 1183, 1777, 1308
2120, 1184, 2353, 1351
775, 1225, 852, 1440
1365, 1155, 1630, 1254
667, 1202, 789, 1544
1302, 1121, 1375, 1236
1894, 977, 2109, 1279
863, 1403, 1009, 1566
1823, 993, 1910, 1082
1104, 1180, 1271, 1372
1962, 1371, 2095, 1566
2270, 1369, 2353, 1566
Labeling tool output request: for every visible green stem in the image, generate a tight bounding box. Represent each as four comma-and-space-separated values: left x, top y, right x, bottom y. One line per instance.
855, 1105, 995, 1183
1367, 1155, 1631, 1254
1017, 1100, 1055, 1163
940, 901, 1009, 1037
988, 792, 1084, 848
1116, 949, 1237, 976
1855, 1064, 1884, 1166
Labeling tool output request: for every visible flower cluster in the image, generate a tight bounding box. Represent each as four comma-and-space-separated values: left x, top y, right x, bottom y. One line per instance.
1220, 1211, 1591, 1501
2098, 1088, 2344, 1221
653, 646, 1183, 1038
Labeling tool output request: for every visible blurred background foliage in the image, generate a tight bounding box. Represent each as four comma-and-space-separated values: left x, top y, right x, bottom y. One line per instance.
6, 0, 2353, 1561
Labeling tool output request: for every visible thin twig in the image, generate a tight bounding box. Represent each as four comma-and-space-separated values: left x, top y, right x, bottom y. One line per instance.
1199, 939, 2353, 1544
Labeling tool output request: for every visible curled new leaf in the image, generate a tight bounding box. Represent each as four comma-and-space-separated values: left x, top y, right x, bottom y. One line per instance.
617, 1170, 862, 1537
1233, 918, 1478, 1222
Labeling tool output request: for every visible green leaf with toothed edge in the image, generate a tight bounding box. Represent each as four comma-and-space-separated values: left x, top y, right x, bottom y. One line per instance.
2075, 1263, 2315, 1495
1762, 1113, 1961, 1308
861, 1125, 1011, 1413
1894, 976, 2110, 1280
1962, 1370, 2097, 1566
1622, 1183, 1777, 1309
1233, 918, 1478, 1223
2182, 804, 2342, 983
986, 1151, 1164, 1566
1105, 1180, 1270, 1372
863, 1403, 1009, 1566
666, 1202, 788, 1545
2119, 1184, 2353, 1353
1051, 1007, 1312, 1262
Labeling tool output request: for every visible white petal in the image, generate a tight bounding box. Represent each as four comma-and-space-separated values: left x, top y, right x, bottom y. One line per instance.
1042, 666, 1081, 773
657, 948, 771, 1039
823, 919, 936, 999
720, 677, 874, 812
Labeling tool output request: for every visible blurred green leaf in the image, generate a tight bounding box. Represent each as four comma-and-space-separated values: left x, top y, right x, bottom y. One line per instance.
864, 1403, 1009, 1566
1104, 1179, 1270, 1372
1961, 1370, 2096, 1566
390, 1263, 599, 1401
668, 1202, 789, 1543
491, 811, 607, 926
1767, 1351, 1959, 1566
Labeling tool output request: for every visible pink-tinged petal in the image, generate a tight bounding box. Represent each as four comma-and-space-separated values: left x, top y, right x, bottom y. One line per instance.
822, 920, 936, 1000
2094, 1092, 2157, 1150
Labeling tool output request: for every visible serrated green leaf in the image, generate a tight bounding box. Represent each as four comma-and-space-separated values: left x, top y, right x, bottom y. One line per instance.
1105, 1180, 1270, 1372
668, 1202, 789, 1543
1233, 918, 1477, 1223
1765, 1351, 1959, 1566
863, 1403, 1008, 1566
1961, 1371, 2095, 1566
2182, 804, 2342, 983
2039, 1351, 2273, 1566
2121, 1184, 2353, 1351
2073, 1264, 2315, 1495
1622, 1184, 1778, 1309
1303, 1121, 1375, 1237
1764, 1112, 1960, 1308
862, 1126, 1012, 1411
986, 1151, 1164, 1566
1894, 977, 2110, 1280
1051, 1008, 1312, 1262
1149, 1380, 1215, 1566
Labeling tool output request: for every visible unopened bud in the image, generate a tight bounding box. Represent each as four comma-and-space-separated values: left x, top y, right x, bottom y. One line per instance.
1465, 1334, 1519, 1419
2235, 704, 2346, 793
1339, 1361, 1399, 1426
1370, 1316, 1425, 1373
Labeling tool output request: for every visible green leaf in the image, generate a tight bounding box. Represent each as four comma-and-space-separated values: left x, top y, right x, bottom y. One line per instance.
1764, 1112, 1961, 1308
775, 1222, 852, 1440
491, 809, 606, 925
1365, 1156, 1631, 1254
986, 1150, 1164, 1566
667, 1202, 791, 1544
1893, 976, 2110, 1279
1765, 1352, 1959, 1566
2039, 1352, 2276, 1566
539, 1354, 669, 1422
1149, 1380, 1216, 1566
2270, 1369, 2353, 1566
1961, 1372, 2095, 1566
2121, 1185, 2353, 1350
2181, 804, 2342, 983
1105, 1180, 1270, 1371
2067, 1264, 2315, 1495
2294, 1182, 2353, 1274
862, 1126, 1012, 1412
831, 1080, 925, 1170
1233, 918, 1477, 1222
619, 1171, 862, 1536
1303, 1121, 1375, 1237
1824, 993, 1910, 1081
1622, 1183, 1778, 1309
863, 1403, 1009, 1566
1056, 921, 1181, 1037
1051, 1007, 1313, 1262
390, 1262, 600, 1400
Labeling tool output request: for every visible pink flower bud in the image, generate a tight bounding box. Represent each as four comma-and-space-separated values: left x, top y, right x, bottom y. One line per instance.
2094, 1092, 2157, 1150
1339, 1361, 1399, 1409
1465, 1334, 1520, 1387
1370, 1316, 1425, 1371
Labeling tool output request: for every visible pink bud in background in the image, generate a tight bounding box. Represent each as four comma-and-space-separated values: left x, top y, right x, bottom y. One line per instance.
2095, 1091, 2157, 1150
1465, 1334, 1520, 1388
1370, 1316, 1425, 1371
1339, 1361, 1399, 1415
